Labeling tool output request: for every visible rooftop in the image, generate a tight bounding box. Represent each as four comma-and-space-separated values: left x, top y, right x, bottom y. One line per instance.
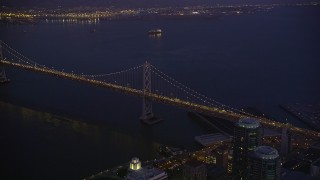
131, 157, 140, 164
194, 133, 231, 146
237, 118, 260, 129
252, 146, 279, 160
126, 166, 167, 180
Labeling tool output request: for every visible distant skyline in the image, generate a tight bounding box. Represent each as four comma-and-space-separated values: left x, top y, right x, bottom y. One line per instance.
0, 0, 316, 8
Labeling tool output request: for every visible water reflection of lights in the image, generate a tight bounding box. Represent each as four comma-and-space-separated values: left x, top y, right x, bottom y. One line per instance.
149, 33, 162, 39
0, 100, 100, 136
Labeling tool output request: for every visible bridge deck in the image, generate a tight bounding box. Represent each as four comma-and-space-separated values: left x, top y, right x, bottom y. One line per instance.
1, 59, 319, 138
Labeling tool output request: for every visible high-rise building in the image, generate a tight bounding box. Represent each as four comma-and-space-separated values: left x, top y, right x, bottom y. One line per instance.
247, 146, 281, 180
215, 145, 229, 169
232, 118, 262, 179
227, 150, 233, 174
280, 126, 292, 156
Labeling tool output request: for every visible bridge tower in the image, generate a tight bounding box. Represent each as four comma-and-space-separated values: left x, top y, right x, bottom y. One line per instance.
0, 43, 9, 83
140, 61, 154, 121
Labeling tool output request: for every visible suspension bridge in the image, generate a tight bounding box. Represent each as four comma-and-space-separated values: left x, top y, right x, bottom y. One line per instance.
0, 40, 319, 138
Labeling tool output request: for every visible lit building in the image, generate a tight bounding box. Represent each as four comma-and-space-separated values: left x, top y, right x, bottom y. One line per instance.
227, 150, 233, 174
232, 118, 262, 179
280, 126, 292, 156
130, 157, 141, 171
204, 153, 216, 164
247, 146, 281, 180
183, 159, 207, 180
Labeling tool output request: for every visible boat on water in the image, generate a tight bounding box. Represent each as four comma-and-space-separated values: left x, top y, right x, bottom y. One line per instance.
148, 29, 162, 35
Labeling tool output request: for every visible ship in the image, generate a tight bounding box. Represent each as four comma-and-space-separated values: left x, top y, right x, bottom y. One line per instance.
148, 29, 162, 35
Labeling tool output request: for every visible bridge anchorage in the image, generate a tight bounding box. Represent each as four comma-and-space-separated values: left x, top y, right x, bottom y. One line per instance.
140, 61, 162, 125
0, 44, 10, 84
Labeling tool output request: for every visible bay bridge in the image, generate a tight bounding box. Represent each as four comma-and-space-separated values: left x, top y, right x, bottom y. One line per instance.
0, 40, 319, 138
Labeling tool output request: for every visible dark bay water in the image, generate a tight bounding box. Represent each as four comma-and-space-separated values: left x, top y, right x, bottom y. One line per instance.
0, 6, 320, 179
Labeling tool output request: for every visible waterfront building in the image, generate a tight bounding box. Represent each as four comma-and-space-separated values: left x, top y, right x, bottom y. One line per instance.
232, 118, 262, 179
247, 146, 281, 180
183, 159, 207, 180
129, 157, 142, 171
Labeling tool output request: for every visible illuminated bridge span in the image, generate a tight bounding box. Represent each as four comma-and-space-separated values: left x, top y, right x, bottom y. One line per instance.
0, 40, 319, 138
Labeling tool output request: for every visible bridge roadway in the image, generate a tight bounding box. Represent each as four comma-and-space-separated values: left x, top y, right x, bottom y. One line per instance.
1, 59, 319, 138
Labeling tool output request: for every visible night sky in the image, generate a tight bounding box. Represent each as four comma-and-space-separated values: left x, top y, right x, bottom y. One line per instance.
0, 0, 313, 8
